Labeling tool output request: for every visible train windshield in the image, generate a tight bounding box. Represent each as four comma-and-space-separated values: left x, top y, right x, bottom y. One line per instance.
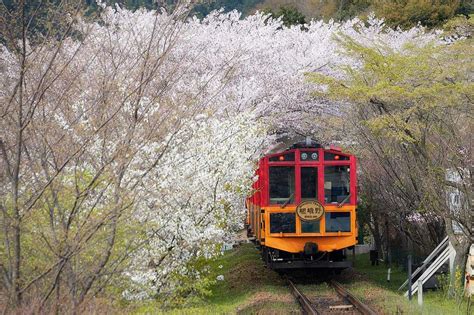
326, 212, 351, 232
269, 166, 295, 204
270, 213, 296, 233
324, 166, 350, 203
301, 167, 317, 201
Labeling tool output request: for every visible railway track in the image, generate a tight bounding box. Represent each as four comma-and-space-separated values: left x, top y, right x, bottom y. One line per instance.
288, 278, 379, 315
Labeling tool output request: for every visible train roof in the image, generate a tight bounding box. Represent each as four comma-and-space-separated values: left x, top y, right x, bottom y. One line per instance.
289, 139, 322, 149
265, 136, 323, 154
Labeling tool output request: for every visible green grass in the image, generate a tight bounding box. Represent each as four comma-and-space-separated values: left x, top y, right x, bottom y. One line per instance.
133, 243, 300, 314
349, 253, 408, 290
132, 247, 472, 314
343, 253, 472, 314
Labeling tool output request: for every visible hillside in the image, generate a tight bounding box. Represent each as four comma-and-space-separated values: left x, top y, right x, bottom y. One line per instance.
200, 0, 473, 27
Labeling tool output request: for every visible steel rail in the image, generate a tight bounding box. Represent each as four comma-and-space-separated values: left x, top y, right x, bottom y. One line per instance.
287, 279, 319, 315
329, 280, 379, 315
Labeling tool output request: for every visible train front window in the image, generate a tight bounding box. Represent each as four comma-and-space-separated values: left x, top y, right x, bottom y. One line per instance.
269, 166, 295, 204
301, 220, 320, 233
270, 213, 296, 233
301, 167, 317, 201
324, 166, 350, 203
325, 212, 351, 232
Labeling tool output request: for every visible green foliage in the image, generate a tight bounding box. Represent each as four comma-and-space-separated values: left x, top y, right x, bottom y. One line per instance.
8, 0, 470, 32
443, 13, 474, 37
308, 31, 473, 147
257, 0, 371, 22
333, 0, 372, 21
0, 170, 143, 306
88, 0, 175, 11
0, 0, 88, 47
192, 0, 264, 18
159, 253, 218, 308
262, 5, 306, 27
308, 16, 473, 279
436, 267, 467, 305
373, 0, 462, 28
457, 0, 474, 16
246, 0, 474, 27
355, 194, 373, 244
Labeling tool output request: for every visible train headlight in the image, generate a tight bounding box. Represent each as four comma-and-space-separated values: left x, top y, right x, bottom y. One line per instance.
301, 153, 308, 160
311, 153, 318, 160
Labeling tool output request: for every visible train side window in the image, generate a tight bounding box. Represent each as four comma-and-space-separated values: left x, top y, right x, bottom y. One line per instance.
270, 213, 296, 233
301, 220, 320, 233
301, 167, 317, 201
269, 166, 295, 204
324, 166, 350, 203
325, 212, 350, 232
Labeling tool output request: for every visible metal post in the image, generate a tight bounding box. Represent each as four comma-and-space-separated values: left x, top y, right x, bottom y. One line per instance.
353, 246, 356, 267
417, 279, 423, 306
385, 220, 390, 266
408, 255, 412, 300
387, 268, 391, 282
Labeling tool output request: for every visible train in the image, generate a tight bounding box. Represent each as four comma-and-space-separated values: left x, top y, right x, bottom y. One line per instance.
246, 139, 358, 270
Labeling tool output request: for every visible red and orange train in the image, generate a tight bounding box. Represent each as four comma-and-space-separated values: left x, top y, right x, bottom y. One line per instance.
246, 140, 358, 270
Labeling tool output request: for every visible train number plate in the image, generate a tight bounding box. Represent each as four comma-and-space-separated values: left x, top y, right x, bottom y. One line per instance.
296, 200, 325, 221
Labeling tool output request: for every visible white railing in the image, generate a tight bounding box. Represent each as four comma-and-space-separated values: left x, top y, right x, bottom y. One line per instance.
398, 236, 449, 291
403, 238, 456, 297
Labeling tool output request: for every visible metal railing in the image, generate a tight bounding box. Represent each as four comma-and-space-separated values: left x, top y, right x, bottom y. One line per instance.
400, 236, 456, 297
398, 236, 449, 291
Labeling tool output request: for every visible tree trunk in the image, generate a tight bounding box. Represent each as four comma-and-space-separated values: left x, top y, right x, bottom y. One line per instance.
9, 0, 28, 306
445, 216, 470, 296
370, 213, 384, 261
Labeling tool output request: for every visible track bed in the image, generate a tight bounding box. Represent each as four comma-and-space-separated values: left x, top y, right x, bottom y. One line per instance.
288, 278, 378, 315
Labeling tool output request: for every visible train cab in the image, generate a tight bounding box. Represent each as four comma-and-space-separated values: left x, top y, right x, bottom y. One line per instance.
246, 140, 357, 269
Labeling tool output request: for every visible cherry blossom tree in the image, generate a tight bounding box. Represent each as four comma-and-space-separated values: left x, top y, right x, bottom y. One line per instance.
0, 1, 437, 310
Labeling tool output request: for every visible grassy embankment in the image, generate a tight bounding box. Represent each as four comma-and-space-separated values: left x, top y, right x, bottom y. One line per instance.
135, 243, 300, 314
342, 253, 470, 315
135, 243, 471, 314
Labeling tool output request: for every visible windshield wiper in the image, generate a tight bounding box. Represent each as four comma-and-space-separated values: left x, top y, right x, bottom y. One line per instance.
280, 193, 294, 209
337, 194, 351, 208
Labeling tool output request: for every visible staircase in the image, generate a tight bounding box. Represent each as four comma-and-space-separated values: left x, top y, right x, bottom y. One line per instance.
398, 236, 456, 296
